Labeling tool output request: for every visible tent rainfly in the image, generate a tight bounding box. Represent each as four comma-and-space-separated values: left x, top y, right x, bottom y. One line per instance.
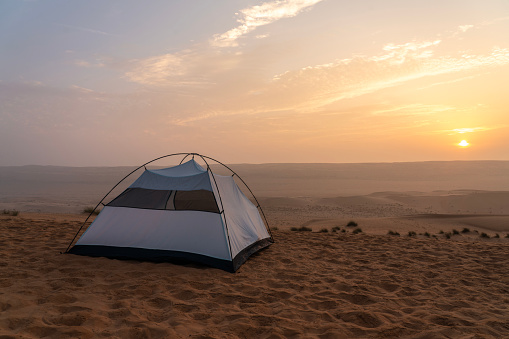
66, 153, 273, 272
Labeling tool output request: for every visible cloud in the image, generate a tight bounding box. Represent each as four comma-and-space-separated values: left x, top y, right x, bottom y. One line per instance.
55, 23, 117, 36
267, 44, 509, 112
377, 40, 441, 63
211, 0, 323, 47
433, 126, 509, 136
120, 7, 509, 127
453, 127, 483, 133
124, 54, 185, 85
70, 85, 95, 93
449, 127, 491, 134
371, 104, 455, 116
24, 80, 45, 87
75, 59, 105, 68
458, 24, 474, 33
125, 36, 509, 126
415, 74, 480, 91
123, 48, 240, 87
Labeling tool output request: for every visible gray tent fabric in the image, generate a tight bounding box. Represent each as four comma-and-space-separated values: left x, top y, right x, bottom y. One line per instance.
68, 158, 273, 271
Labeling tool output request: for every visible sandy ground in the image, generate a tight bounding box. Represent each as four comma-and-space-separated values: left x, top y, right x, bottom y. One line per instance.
261, 190, 509, 237
1, 213, 509, 338
1, 161, 509, 338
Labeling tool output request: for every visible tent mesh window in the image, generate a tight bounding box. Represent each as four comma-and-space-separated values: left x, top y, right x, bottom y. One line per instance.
107, 188, 171, 210
173, 190, 220, 213
107, 188, 220, 213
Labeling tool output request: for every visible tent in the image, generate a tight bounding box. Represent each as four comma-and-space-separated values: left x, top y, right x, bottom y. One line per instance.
66, 153, 273, 272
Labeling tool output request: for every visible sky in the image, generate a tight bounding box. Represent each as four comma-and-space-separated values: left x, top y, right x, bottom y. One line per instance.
1, 0, 509, 166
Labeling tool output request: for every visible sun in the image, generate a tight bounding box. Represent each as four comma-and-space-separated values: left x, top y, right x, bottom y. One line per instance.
458, 140, 470, 147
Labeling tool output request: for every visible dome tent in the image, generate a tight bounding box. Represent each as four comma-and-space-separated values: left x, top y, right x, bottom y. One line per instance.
65, 153, 273, 272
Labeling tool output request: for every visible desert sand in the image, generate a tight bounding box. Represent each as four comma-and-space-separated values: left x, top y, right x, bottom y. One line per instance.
1, 161, 509, 338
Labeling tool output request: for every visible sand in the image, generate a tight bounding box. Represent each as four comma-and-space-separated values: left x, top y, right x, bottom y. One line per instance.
1, 213, 509, 338
1, 161, 509, 338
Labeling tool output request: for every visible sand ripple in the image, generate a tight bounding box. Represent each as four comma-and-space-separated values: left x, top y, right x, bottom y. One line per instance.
1, 215, 509, 338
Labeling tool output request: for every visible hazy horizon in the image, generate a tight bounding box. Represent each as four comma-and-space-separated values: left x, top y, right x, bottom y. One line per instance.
2, 1, 509, 166
2, 159, 509, 168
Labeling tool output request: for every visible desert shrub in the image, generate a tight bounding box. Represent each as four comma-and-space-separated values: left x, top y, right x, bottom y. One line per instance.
319, 228, 328, 233
346, 221, 358, 227
452, 229, 460, 235
352, 228, 363, 234
439, 230, 444, 234
291, 226, 312, 232
480, 232, 490, 238
445, 233, 451, 239
387, 230, 400, 236
424, 232, 430, 237
341, 229, 346, 233
408, 231, 417, 237
494, 233, 500, 238
332, 226, 341, 232
461, 227, 470, 233
83, 207, 100, 215
2, 209, 19, 216
505, 234, 509, 238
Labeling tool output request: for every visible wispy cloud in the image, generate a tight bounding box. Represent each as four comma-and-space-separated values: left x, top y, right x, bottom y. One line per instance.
453, 127, 486, 133
124, 54, 185, 85
371, 104, 455, 116
433, 126, 509, 136
121, 9, 509, 127
123, 48, 237, 87
445, 127, 494, 135
211, 0, 323, 47
458, 24, 474, 33
376, 40, 441, 63
70, 85, 95, 93
415, 74, 480, 91
55, 23, 117, 36
125, 36, 509, 126
269, 44, 509, 112
75, 59, 105, 68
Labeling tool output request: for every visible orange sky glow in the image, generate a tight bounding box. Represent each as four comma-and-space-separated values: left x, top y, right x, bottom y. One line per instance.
1, 1, 508, 165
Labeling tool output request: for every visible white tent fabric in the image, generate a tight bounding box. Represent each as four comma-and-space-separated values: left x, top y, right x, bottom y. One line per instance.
75, 208, 230, 259
69, 159, 272, 271
213, 175, 268, 258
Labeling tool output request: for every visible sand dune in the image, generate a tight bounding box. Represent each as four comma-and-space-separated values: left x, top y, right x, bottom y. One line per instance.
1, 214, 509, 338
261, 190, 509, 236
2, 161, 509, 213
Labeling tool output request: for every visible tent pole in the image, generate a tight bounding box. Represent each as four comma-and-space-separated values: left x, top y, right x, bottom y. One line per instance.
179, 153, 191, 164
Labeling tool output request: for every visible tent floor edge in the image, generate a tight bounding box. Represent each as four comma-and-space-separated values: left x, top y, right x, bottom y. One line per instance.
67, 245, 236, 272
232, 237, 273, 272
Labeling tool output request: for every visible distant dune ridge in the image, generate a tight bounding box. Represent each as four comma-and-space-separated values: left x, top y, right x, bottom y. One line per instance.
1, 161, 508, 235
1, 161, 509, 337
1, 160, 509, 212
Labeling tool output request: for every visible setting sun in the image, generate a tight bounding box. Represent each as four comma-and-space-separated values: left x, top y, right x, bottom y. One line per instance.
458, 140, 470, 147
